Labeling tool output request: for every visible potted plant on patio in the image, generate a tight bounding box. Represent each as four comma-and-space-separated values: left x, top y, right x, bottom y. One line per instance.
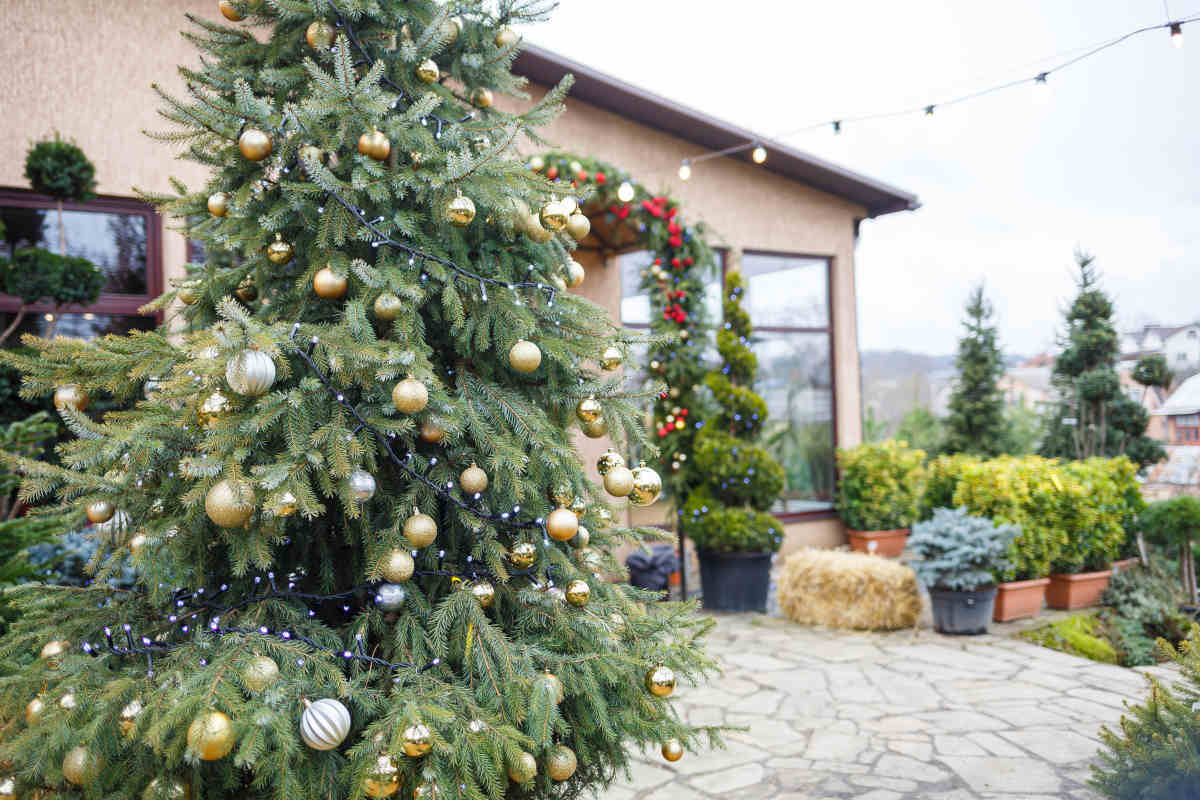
1138, 495, 1200, 605
908, 507, 1018, 634
836, 440, 925, 557
681, 267, 785, 612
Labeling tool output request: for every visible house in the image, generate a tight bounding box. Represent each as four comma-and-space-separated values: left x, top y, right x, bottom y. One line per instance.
1121, 322, 1200, 370
0, 6, 918, 554
998, 356, 1055, 410
1151, 373, 1200, 445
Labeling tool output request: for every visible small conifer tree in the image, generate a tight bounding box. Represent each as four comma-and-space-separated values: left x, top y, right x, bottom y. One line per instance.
944, 283, 1006, 456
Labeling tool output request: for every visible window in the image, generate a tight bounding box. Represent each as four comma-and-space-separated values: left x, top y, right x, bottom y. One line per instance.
619, 248, 836, 518
0, 189, 161, 340
1178, 352, 1188, 362
1175, 413, 1200, 444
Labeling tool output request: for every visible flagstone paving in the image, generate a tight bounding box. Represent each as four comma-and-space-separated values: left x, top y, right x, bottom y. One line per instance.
610, 613, 1173, 799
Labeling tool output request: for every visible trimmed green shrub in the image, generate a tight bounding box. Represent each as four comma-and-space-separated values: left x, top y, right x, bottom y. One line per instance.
836, 440, 925, 531
1054, 457, 1141, 573
24, 134, 96, 202
908, 507, 1016, 591
0, 247, 105, 307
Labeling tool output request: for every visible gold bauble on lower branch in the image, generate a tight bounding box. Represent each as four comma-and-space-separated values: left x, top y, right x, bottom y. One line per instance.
645, 664, 676, 698
524, 211, 553, 243
207, 191, 230, 218
266, 233, 294, 265
599, 345, 623, 371
306, 19, 335, 49
53, 384, 89, 413
205, 478, 256, 528
565, 579, 590, 607
380, 548, 414, 583
363, 755, 399, 798
508, 339, 542, 373
218, 0, 244, 21
403, 508, 437, 548
412, 781, 440, 800
566, 212, 591, 242
401, 722, 432, 758
25, 696, 45, 725
58, 691, 77, 711
445, 193, 476, 227
62, 745, 99, 786
238, 128, 272, 162
661, 738, 684, 762
358, 128, 391, 161
559, 197, 578, 216
144, 777, 192, 800
546, 506, 578, 542
564, 258, 586, 288
86, 500, 115, 524
441, 16, 462, 43
539, 671, 564, 704
573, 524, 590, 548
391, 375, 428, 414
569, 496, 587, 518
41, 639, 71, 667
419, 420, 446, 444
470, 87, 494, 108
271, 491, 298, 517
235, 276, 257, 302
549, 274, 567, 292
313, 266, 348, 300
177, 282, 201, 305
242, 655, 279, 692
629, 462, 663, 506
416, 58, 440, 84
508, 751, 537, 783
460, 462, 488, 494
299, 144, 325, 177
197, 391, 231, 428
495, 25, 519, 47
374, 291, 403, 322
509, 541, 536, 569
575, 396, 602, 424
470, 580, 495, 608
119, 699, 143, 735
539, 200, 569, 232
580, 417, 607, 439
546, 744, 578, 782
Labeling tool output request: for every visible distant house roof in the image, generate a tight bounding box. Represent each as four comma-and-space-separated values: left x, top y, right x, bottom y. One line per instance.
1123, 323, 1196, 353
514, 44, 920, 219
1153, 373, 1200, 416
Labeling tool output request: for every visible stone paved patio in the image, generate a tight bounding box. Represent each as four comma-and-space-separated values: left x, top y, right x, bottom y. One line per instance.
611, 613, 1172, 799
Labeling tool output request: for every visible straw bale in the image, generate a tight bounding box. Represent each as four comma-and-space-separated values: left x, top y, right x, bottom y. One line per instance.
777, 549, 920, 631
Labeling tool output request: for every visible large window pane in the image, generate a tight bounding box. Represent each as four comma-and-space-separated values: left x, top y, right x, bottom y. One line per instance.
619, 250, 653, 326
741, 252, 828, 328
0, 206, 148, 295
757, 331, 835, 512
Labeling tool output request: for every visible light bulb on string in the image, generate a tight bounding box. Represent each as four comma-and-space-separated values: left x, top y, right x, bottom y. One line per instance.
1033, 72, 1050, 104
677, 160, 692, 181
616, 181, 635, 203
751, 144, 767, 164
1170, 22, 1183, 48
924, 105, 935, 117
832, 120, 842, 135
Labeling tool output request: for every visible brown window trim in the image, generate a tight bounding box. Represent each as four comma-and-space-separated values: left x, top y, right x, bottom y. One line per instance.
0, 188, 163, 317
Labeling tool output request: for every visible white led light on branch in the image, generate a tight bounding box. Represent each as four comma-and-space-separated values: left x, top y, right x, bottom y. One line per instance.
616, 181, 635, 203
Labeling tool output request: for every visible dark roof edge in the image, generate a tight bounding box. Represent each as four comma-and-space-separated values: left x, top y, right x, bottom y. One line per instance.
514, 43, 920, 218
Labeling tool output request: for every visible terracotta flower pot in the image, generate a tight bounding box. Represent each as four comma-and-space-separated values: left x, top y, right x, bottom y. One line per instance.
1046, 569, 1113, 610
992, 577, 1050, 622
1112, 557, 1141, 573
847, 528, 909, 558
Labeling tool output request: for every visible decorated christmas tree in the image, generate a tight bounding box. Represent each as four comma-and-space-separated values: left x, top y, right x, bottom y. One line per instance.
0, 2, 717, 798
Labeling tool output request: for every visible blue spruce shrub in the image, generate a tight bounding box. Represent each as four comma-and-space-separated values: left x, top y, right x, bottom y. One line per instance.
908, 506, 1018, 591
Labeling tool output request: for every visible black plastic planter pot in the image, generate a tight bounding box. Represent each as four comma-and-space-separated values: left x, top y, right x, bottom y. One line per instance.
697, 550, 772, 612
930, 587, 998, 635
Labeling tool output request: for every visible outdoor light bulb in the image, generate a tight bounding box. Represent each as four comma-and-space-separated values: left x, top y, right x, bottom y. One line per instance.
924, 105, 935, 117
677, 161, 691, 181
1170, 23, 1183, 48
751, 145, 767, 164
616, 181, 635, 203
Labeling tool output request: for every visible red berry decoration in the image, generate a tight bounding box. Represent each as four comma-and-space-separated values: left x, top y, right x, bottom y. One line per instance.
577, 170, 588, 182
595, 171, 606, 184
547, 166, 559, 180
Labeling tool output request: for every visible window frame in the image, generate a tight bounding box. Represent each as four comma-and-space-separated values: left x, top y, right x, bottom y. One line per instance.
0, 188, 163, 317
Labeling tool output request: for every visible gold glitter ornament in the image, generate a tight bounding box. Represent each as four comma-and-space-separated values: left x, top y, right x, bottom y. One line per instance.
446, 193, 476, 227
242, 655, 279, 692
546, 744, 577, 782
546, 507, 578, 542
144, 777, 192, 800
86, 500, 115, 524
575, 396, 602, 424
508, 751, 537, 783
119, 699, 143, 735
404, 509, 437, 548
599, 346, 623, 371
363, 755, 399, 798
313, 266, 348, 300
401, 723, 432, 757
509, 541, 536, 569
54, 384, 89, 412
206, 478, 255, 527
187, 711, 235, 760
597, 448, 625, 476
470, 580, 495, 609
25, 696, 45, 725
645, 664, 676, 698
374, 292, 403, 321
603, 465, 634, 497
391, 376, 429, 414
207, 192, 230, 217
62, 746, 99, 786
196, 391, 231, 428
416, 58, 439, 84
662, 738, 684, 762
508, 340, 541, 373
441, 16, 462, 42
272, 491, 298, 517
565, 579, 590, 607
460, 463, 488, 494
238, 128, 272, 162
236, 276, 257, 302
380, 548, 414, 583
306, 19, 336, 49
41, 639, 71, 667
470, 87, 494, 108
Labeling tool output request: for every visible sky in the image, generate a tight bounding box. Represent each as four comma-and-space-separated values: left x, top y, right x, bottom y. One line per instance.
529, 1, 1200, 357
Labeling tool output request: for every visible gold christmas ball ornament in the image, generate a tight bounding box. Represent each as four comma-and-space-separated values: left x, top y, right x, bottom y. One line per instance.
144, 777, 192, 800
218, 0, 244, 21
600, 346, 623, 371
299, 144, 325, 177
313, 266, 348, 300
470, 87, 494, 108
645, 664, 676, 698
266, 233, 294, 265
401, 722, 432, 757
128, 533, 149, 554
225, 349, 276, 397
363, 755, 399, 798
446, 193, 476, 227
62, 745, 99, 786
546, 744, 578, 782
575, 396, 602, 424
539, 200, 569, 232
53, 384, 89, 413
546, 507, 578, 542
207, 191, 230, 218
566, 212, 591, 242
348, 469, 377, 502
564, 259, 586, 288
374, 292, 403, 321
470, 580, 495, 609
358, 128, 391, 161
573, 524, 590, 548
404, 509, 437, 548
597, 449, 625, 476
596, 507, 613, 527
86, 500, 116, 525
299, 698, 351, 751
41, 639, 71, 667
661, 738, 684, 762
508, 340, 541, 373
206, 478, 255, 528
188, 711, 236, 760
539, 671, 564, 704
306, 19, 336, 49
495, 26, 519, 47
419, 420, 445, 444
119, 699, 143, 735
272, 491, 298, 517
549, 274, 567, 292
197, 391, 231, 428
580, 417, 607, 438
569, 496, 587, 518
416, 58, 440, 84
565, 579, 590, 607
380, 548, 414, 583
460, 463, 488, 494
235, 276, 257, 302
560, 197, 579, 216
25, 695, 46, 725
508, 751, 537, 783
58, 691, 77, 711
629, 463, 663, 506
412, 781, 440, 800
242, 655, 279, 692
238, 128, 272, 162
509, 541, 536, 569
391, 376, 429, 414
524, 211, 553, 243
551, 484, 574, 507
441, 16, 462, 43
0, 777, 12, 800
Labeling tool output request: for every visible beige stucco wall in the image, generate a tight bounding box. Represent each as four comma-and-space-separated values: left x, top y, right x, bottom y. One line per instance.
0, 2, 866, 550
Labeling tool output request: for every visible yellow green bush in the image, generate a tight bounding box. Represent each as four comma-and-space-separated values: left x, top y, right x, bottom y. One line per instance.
835, 440, 926, 531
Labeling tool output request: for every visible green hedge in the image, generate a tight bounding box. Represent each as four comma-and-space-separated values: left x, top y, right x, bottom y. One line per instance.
836, 440, 926, 531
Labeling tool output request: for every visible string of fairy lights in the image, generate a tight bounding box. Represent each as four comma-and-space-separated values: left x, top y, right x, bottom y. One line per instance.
672, 14, 1198, 182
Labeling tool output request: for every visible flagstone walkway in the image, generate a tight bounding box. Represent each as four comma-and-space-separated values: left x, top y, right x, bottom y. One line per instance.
612, 613, 1173, 799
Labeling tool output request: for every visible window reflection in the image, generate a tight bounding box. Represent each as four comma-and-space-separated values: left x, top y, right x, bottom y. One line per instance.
740, 252, 828, 328
0, 312, 154, 341
0, 206, 148, 295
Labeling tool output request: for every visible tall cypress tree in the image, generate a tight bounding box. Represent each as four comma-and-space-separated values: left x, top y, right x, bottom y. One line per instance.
1039, 251, 1165, 468
944, 283, 1007, 456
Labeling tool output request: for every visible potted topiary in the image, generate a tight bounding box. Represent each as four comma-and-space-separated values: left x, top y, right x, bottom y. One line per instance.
908, 507, 1018, 634
1138, 496, 1200, 604
681, 267, 786, 613
836, 440, 925, 557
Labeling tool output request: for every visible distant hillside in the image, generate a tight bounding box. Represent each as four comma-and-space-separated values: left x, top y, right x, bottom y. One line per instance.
860, 350, 955, 381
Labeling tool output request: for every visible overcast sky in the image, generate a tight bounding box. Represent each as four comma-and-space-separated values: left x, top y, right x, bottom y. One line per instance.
530, 1, 1199, 357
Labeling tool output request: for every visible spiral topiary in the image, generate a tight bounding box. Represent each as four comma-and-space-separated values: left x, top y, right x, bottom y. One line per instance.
681, 266, 785, 553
